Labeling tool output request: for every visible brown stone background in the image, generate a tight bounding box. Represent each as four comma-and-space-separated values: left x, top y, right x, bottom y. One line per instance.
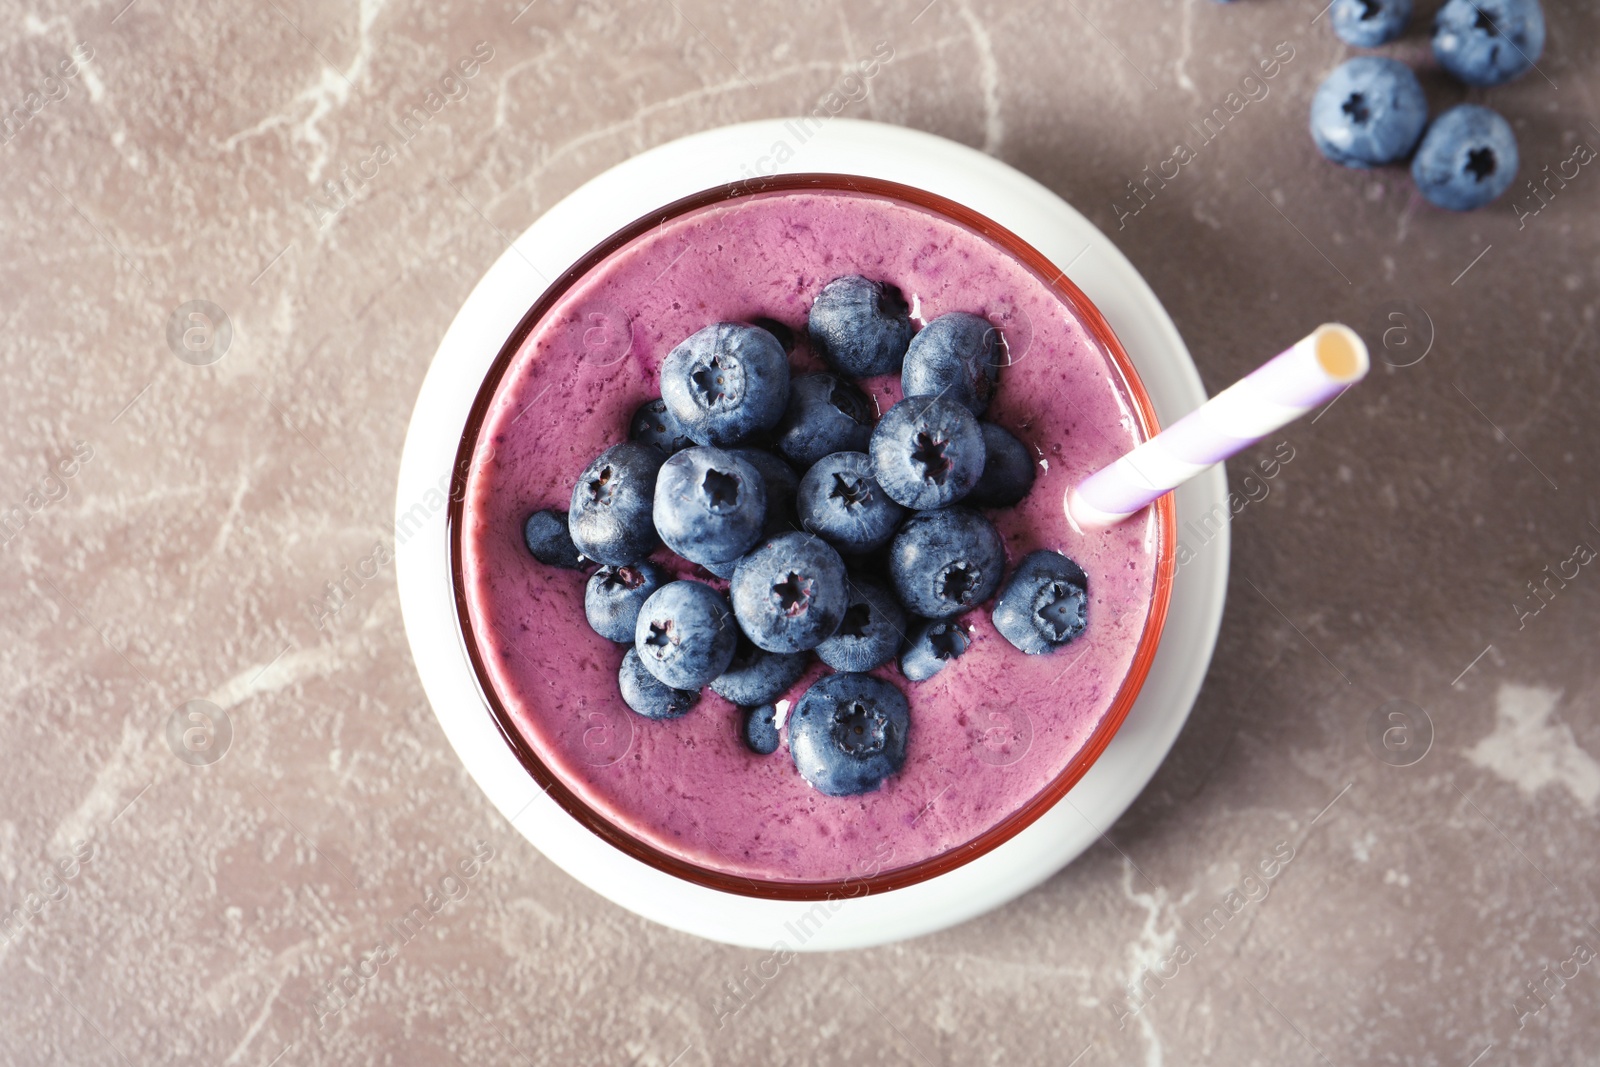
2, 0, 1598, 1063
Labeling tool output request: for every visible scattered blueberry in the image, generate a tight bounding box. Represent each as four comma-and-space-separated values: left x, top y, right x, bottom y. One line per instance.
773, 373, 875, 470
968, 423, 1036, 508
991, 550, 1088, 655
660, 322, 791, 446
634, 580, 739, 690
901, 312, 1000, 416
1310, 58, 1428, 168
568, 442, 664, 565
732, 448, 800, 538
869, 395, 986, 510
889, 507, 1006, 619
788, 672, 910, 796
797, 452, 907, 554
730, 532, 849, 653
1330, 0, 1412, 47
522, 509, 585, 569
806, 275, 914, 378
900, 617, 973, 682
585, 561, 670, 643
619, 648, 699, 720
629, 397, 694, 455
816, 580, 906, 672
710, 636, 809, 706
740, 704, 782, 755
1411, 104, 1519, 211
1433, 0, 1545, 87
652, 446, 767, 566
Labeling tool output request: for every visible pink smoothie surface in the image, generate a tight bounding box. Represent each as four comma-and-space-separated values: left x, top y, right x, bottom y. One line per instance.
459, 189, 1162, 884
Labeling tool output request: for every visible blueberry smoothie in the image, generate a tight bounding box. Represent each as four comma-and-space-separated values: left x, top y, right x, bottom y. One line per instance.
459, 185, 1166, 886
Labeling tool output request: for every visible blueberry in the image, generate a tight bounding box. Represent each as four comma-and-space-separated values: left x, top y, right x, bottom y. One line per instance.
773, 373, 875, 470
652, 446, 767, 566
732, 448, 800, 538
1433, 0, 1545, 87
816, 580, 906, 672
899, 617, 973, 682
788, 672, 910, 796
901, 312, 1000, 416
969, 423, 1036, 508
619, 648, 699, 720
660, 323, 791, 446
699, 555, 741, 580
730, 532, 849, 653
1330, 0, 1412, 47
749, 317, 797, 353
889, 507, 1005, 619
634, 580, 738, 689
806, 275, 913, 378
585, 561, 670, 643
740, 704, 782, 755
710, 636, 809, 705
796, 452, 907, 554
522, 509, 585, 569
992, 550, 1088, 654
568, 442, 664, 566
1411, 104, 1519, 211
1310, 58, 1428, 168
869, 395, 986, 510
629, 397, 694, 455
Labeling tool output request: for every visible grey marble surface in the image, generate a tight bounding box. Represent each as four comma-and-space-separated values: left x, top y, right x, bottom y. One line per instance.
3, 0, 1598, 1063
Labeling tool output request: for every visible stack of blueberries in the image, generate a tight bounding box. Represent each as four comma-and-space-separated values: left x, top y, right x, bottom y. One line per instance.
1304, 0, 1545, 210
521, 276, 1090, 796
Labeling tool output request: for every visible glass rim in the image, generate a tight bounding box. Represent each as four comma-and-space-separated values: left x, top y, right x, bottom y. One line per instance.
446, 173, 1178, 901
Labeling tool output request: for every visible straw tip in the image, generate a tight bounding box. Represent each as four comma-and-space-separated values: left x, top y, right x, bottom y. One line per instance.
1312, 323, 1369, 384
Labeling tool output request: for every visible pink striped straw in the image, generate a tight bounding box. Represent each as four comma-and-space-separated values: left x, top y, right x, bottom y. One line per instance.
1067, 324, 1369, 531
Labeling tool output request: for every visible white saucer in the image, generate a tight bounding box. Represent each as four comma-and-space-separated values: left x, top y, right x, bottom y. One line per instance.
395, 119, 1228, 950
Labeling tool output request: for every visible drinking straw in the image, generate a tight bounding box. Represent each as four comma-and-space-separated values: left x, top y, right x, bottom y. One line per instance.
1066, 323, 1369, 531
